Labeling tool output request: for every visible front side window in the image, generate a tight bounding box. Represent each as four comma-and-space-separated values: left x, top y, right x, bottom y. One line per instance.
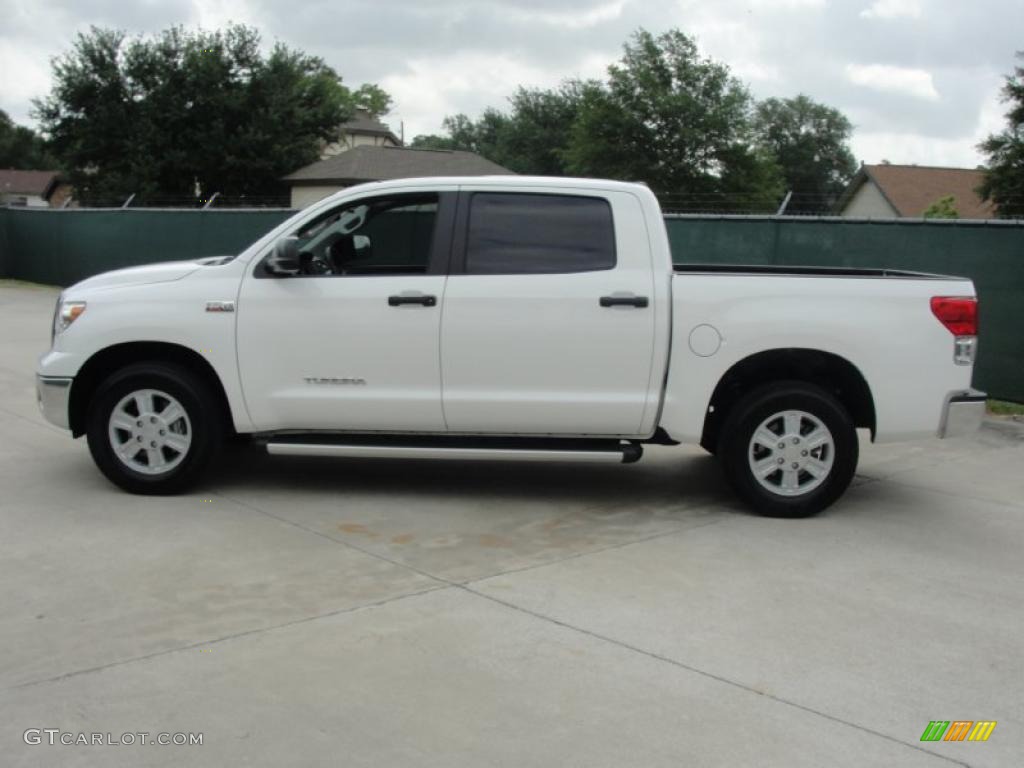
289, 194, 439, 276
465, 193, 616, 275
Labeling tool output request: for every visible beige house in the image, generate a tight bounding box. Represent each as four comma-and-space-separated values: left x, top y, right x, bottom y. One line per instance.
836, 164, 995, 219
320, 110, 402, 158
284, 147, 513, 208
284, 109, 512, 208
0, 169, 72, 208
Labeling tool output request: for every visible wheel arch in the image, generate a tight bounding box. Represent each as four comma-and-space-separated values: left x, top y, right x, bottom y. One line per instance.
700, 348, 876, 453
69, 342, 234, 438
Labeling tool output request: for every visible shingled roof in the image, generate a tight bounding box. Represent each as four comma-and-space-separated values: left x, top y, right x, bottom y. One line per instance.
284, 146, 514, 185
0, 169, 61, 198
838, 164, 995, 219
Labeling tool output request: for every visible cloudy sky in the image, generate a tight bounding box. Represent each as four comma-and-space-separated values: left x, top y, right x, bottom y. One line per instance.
1, 0, 1021, 167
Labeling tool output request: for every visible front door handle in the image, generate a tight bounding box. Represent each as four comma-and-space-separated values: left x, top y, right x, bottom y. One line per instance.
600, 294, 649, 308
388, 293, 437, 307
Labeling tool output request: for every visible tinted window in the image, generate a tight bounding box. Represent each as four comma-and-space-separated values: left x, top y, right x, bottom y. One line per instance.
289, 194, 438, 276
465, 193, 615, 274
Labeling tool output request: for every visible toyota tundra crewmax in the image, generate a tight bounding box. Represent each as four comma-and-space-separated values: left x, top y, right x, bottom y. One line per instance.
36, 177, 986, 516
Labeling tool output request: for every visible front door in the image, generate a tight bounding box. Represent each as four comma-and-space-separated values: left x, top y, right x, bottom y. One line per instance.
440, 189, 657, 435
237, 191, 454, 432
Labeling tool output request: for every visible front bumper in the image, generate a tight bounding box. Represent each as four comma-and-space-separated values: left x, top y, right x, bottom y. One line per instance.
36, 375, 72, 430
938, 388, 986, 439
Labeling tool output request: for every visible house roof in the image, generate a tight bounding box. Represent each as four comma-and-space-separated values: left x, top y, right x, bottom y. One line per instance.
342, 110, 400, 142
838, 164, 995, 219
344, 113, 390, 133
284, 146, 514, 185
0, 169, 61, 198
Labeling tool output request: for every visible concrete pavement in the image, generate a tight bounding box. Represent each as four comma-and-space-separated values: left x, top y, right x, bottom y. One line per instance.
1, 280, 1021, 767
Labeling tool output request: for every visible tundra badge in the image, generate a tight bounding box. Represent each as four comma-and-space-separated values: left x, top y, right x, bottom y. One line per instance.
304, 377, 367, 386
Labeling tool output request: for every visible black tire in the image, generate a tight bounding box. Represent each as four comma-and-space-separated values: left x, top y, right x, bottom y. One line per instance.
718, 381, 858, 517
86, 362, 222, 495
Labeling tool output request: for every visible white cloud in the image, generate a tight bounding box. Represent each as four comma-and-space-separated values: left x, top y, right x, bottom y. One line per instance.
747, 0, 826, 8
381, 51, 608, 139
846, 63, 940, 101
1, 0, 1020, 175
852, 131, 974, 166
850, 84, 1003, 166
190, 0, 264, 30
0, 39, 52, 118
974, 83, 1007, 141
504, 0, 627, 29
860, 0, 924, 19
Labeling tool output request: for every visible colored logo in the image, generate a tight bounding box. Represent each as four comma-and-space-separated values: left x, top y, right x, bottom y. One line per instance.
921, 721, 996, 742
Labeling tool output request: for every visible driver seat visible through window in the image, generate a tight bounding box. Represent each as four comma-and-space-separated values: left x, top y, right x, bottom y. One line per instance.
294, 194, 439, 277
327, 237, 357, 273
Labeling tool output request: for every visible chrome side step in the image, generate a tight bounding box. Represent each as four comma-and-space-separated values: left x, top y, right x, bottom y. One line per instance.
265, 439, 641, 464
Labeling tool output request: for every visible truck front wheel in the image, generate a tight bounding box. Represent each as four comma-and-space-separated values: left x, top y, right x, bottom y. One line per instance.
86, 362, 222, 495
718, 381, 858, 517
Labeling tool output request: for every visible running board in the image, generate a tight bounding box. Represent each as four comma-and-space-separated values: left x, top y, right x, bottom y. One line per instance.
265, 437, 642, 464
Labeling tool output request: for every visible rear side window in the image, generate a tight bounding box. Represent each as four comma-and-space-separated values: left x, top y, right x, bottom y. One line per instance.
465, 193, 616, 274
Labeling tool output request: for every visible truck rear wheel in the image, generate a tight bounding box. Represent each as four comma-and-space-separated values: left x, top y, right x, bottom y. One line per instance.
718, 381, 857, 517
86, 362, 222, 495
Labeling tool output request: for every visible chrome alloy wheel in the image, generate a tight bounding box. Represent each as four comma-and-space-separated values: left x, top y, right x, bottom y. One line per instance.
747, 409, 835, 497
107, 389, 192, 475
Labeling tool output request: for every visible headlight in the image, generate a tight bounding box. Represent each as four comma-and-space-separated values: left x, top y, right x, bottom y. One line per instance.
53, 299, 86, 337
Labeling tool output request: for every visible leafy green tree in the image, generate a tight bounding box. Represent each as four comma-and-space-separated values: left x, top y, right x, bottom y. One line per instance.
563, 80, 643, 181
923, 195, 959, 219
978, 53, 1024, 218
353, 84, 392, 118
408, 133, 459, 151
566, 29, 783, 204
413, 29, 784, 205
0, 109, 56, 169
414, 28, 873, 210
410, 114, 482, 151
753, 94, 856, 213
716, 145, 789, 211
34, 25, 387, 203
493, 84, 588, 175
410, 83, 586, 174
459, 110, 508, 160
410, 111, 508, 158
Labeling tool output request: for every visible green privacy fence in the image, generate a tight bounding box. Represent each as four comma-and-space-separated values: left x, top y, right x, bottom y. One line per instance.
1, 207, 1021, 401
0, 207, 293, 287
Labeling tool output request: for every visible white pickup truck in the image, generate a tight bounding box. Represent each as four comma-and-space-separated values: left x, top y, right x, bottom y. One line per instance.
37, 177, 985, 516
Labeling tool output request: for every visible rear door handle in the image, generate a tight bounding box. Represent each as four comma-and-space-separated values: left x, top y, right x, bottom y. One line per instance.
600, 294, 649, 308
388, 293, 437, 307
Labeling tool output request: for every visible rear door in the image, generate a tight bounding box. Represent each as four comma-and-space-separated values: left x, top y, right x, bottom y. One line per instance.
440, 187, 657, 435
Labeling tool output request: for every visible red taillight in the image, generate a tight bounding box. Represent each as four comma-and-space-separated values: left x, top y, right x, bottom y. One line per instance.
930, 296, 978, 336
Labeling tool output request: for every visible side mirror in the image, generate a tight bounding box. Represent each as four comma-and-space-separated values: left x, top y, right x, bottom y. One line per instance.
265, 237, 301, 276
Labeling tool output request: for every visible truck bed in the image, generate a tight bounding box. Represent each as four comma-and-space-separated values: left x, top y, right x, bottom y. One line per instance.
660, 266, 977, 445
